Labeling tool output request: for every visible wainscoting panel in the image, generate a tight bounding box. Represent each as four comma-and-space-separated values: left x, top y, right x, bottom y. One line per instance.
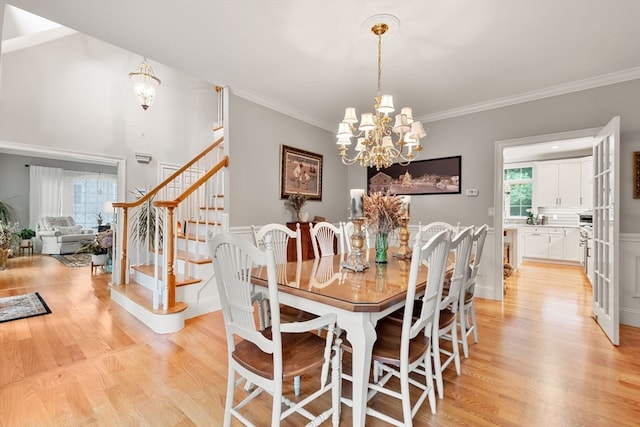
620, 233, 640, 328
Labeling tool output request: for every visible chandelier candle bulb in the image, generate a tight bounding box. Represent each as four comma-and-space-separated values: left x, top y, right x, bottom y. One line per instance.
350, 189, 365, 219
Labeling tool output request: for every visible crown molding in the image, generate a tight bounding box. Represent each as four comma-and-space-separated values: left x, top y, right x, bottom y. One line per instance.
232, 68, 640, 132
419, 67, 640, 124
231, 87, 332, 131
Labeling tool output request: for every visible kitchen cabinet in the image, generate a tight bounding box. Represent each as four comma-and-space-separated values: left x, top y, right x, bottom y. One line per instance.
534, 157, 592, 208
523, 226, 581, 263
580, 158, 593, 208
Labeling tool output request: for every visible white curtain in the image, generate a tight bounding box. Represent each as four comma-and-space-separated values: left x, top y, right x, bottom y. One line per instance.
29, 166, 63, 226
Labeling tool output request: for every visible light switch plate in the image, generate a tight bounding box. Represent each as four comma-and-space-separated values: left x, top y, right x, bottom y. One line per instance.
466, 189, 479, 196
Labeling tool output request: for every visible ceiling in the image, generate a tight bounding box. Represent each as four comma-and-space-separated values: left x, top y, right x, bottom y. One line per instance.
2, 0, 640, 136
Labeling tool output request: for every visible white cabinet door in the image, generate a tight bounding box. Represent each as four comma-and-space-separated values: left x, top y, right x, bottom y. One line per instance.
535, 163, 559, 206
564, 228, 582, 262
557, 162, 582, 206
524, 230, 548, 258
581, 158, 593, 208
548, 231, 564, 260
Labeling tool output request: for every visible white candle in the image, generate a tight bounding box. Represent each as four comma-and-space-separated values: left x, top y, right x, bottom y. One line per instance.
402, 195, 411, 217
350, 189, 365, 218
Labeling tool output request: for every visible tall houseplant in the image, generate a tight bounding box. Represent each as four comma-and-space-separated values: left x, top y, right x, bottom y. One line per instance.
130, 190, 164, 251
0, 201, 17, 225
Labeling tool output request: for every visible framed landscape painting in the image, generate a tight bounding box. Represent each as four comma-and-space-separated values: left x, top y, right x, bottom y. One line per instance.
280, 145, 323, 200
367, 156, 461, 195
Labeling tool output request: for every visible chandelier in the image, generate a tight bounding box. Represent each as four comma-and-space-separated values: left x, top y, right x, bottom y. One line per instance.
129, 58, 161, 110
336, 19, 427, 170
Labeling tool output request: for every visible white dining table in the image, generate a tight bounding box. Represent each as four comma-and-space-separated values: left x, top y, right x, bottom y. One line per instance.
252, 250, 432, 426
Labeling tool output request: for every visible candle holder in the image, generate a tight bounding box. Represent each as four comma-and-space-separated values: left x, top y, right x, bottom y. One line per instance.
393, 215, 412, 259
341, 218, 369, 272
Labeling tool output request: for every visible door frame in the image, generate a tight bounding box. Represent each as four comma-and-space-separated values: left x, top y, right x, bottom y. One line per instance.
493, 127, 601, 301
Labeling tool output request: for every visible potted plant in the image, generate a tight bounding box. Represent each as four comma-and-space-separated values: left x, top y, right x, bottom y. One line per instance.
0, 201, 17, 225
79, 229, 113, 266
19, 228, 35, 247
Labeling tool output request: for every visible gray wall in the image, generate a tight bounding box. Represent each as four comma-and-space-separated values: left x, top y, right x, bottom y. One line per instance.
347, 79, 640, 233
0, 153, 117, 228
227, 93, 348, 227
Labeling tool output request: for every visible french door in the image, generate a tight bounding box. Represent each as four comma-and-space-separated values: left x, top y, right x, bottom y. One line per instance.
592, 117, 620, 345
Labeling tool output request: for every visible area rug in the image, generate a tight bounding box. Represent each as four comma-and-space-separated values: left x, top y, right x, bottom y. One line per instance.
51, 253, 92, 268
0, 292, 52, 323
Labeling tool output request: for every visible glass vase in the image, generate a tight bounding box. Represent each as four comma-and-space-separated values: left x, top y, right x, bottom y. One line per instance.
0, 248, 9, 271
375, 233, 388, 264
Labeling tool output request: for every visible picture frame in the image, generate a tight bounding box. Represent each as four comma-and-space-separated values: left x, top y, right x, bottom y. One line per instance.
280, 145, 323, 200
634, 151, 640, 199
367, 155, 461, 195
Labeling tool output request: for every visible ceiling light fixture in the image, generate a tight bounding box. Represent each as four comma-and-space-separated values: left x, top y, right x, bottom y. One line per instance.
336, 16, 426, 170
129, 58, 161, 110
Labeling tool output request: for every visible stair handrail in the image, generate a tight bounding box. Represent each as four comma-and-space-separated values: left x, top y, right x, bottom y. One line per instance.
154, 155, 229, 308
112, 133, 225, 288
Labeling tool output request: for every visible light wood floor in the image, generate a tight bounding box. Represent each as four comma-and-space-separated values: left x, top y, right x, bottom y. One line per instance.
1, 255, 639, 426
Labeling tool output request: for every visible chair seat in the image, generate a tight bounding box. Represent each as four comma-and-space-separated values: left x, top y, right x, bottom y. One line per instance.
370, 317, 430, 366
439, 308, 456, 328
233, 329, 328, 380
464, 291, 473, 304
279, 304, 318, 324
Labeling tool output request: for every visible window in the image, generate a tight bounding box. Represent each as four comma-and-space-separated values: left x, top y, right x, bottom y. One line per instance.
71, 175, 117, 228
504, 166, 533, 218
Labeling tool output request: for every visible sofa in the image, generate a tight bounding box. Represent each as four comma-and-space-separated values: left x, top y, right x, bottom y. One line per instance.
35, 216, 95, 254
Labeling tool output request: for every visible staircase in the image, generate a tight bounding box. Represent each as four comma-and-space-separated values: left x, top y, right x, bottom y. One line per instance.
110, 125, 229, 333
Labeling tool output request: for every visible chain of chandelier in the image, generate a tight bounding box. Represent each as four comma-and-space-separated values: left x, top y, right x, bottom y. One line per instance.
336, 22, 427, 171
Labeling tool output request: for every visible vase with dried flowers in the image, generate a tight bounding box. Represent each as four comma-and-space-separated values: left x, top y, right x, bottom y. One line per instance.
364, 192, 403, 263
0, 222, 20, 270
286, 193, 309, 222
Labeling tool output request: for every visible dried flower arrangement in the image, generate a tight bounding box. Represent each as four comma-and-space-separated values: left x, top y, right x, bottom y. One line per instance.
0, 222, 19, 250
364, 192, 403, 234
286, 193, 308, 213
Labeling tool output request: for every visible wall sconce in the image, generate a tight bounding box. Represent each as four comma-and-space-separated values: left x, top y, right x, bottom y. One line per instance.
135, 152, 152, 164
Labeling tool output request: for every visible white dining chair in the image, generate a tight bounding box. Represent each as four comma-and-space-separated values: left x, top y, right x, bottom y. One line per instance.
310, 221, 344, 258
341, 229, 452, 425
431, 225, 475, 399
251, 222, 306, 395
458, 223, 488, 358
209, 232, 342, 427
417, 221, 457, 244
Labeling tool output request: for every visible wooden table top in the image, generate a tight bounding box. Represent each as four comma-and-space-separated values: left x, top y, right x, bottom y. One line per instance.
251, 248, 452, 313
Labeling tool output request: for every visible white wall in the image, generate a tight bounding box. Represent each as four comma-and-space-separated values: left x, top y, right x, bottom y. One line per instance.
0, 32, 218, 200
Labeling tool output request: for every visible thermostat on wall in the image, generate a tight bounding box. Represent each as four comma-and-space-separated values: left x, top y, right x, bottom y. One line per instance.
465, 189, 479, 196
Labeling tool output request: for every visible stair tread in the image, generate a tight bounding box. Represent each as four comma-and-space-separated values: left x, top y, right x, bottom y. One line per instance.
177, 232, 207, 242
176, 249, 212, 265
184, 219, 221, 225
132, 264, 202, 286
111, 282, 188, 315
199, 206, 224, 210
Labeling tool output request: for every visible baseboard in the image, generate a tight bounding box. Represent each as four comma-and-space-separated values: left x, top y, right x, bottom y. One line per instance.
620, 307, 640, 328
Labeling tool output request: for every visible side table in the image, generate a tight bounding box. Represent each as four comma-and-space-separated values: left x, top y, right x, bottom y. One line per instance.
19, 240, 33, 256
